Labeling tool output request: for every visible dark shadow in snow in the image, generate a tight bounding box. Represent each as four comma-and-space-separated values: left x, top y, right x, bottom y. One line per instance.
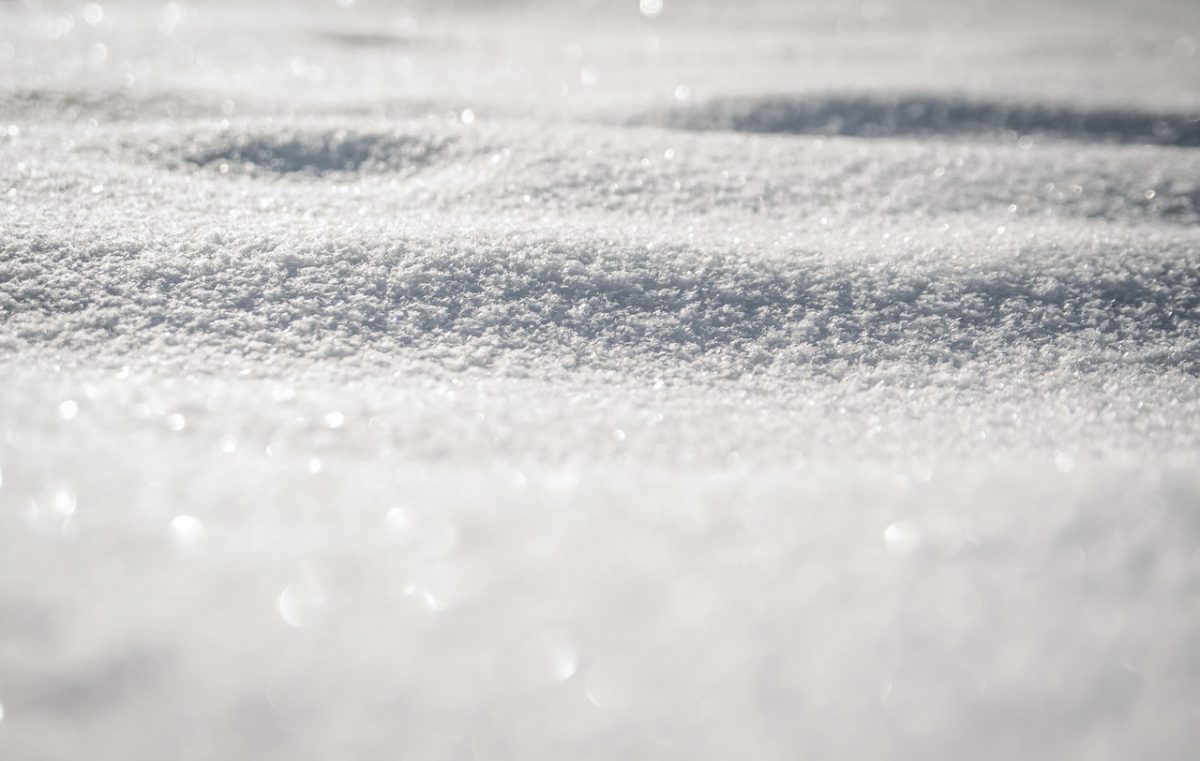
185, 130, 456, 176
312, 30, 439, 49
655, 94, 1200, 147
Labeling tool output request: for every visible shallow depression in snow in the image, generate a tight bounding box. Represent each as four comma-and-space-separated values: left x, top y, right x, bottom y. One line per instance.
652, 94, 1200, 147
182, 128, 462, 177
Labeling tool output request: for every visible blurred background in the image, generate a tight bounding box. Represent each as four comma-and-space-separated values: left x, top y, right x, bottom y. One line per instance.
3, 0, 1198, 121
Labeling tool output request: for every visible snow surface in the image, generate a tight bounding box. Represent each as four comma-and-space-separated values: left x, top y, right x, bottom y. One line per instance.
1, 0, 1199, 759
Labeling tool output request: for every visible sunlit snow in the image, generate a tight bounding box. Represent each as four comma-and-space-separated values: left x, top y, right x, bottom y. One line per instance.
1, 0, 1199, 759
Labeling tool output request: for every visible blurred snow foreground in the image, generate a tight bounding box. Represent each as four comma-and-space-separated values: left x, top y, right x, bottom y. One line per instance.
1, 0, 1200, 758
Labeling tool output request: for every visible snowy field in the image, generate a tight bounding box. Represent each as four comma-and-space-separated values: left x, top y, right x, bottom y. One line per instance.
1, 0, 1199, 758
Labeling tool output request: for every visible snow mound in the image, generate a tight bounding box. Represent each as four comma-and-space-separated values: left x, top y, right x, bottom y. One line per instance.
654, 95, 1200, 147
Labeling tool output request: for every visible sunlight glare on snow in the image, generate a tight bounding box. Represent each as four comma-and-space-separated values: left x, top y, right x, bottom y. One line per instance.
535, 629, 579, 683
277, 565, 328, 628
169, 515, 206, 558
639, 0, 664, 18
57, 399, 78, 420
40, 14, 74, 41
490, 628, 580, 692
52, 486, 77, 517
82, 3, 104, 26
323, 411, 345, 429
884, 521, 920, 555
413, 562, 474, 612
585, 657, 642, 711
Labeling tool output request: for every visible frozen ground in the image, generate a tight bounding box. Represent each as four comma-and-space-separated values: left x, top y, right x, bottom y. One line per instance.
1, 0, 1199, 758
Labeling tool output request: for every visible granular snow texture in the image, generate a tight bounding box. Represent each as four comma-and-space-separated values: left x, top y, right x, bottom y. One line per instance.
1, 1, 1199, 759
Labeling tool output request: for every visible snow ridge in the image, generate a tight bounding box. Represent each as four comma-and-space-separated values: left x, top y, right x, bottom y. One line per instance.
3, 228, 1197, 373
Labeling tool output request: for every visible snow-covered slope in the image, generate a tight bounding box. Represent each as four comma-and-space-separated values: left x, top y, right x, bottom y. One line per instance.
1, 1, 1199, 759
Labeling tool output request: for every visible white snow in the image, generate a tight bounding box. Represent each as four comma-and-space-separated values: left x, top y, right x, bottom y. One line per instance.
1, 0, 1199, 759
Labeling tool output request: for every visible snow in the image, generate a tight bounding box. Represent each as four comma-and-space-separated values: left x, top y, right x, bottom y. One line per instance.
1, 0, 1199, 759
